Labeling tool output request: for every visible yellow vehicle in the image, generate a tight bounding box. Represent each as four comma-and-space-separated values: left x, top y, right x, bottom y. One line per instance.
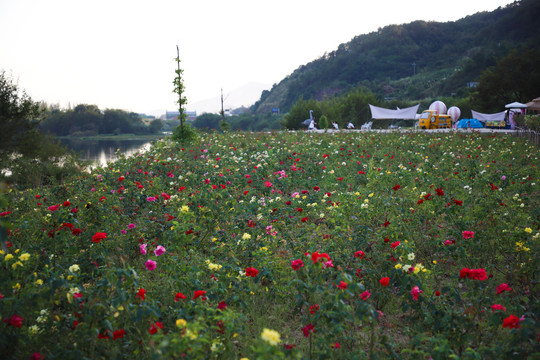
418, 110, 452, 129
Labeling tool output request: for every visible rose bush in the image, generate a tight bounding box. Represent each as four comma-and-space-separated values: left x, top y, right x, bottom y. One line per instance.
0, 130, 538, 359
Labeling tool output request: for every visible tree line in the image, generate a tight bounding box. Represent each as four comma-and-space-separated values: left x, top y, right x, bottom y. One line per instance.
40, 104, 163, 136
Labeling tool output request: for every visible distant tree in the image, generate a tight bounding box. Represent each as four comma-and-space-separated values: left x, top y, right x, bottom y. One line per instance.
471, 49, 540, 112
172, 46, 190, 143
71, 104, 102, 135
103, 109, 129, 134
148, 119, 164, 134
319, 115, 329, 130
0, 71, 42, 158
192, 113, 221, 130
0, 71, 84, 187
284, 98, 321, 129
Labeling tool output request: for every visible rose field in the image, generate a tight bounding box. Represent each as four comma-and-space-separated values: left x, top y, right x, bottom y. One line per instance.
0, 130, 539, 359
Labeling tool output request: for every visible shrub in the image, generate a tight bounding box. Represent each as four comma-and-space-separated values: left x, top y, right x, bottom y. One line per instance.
170, 123, 198, 144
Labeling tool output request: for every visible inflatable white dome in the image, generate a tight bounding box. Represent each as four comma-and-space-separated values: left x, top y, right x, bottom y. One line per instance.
429, 101, 447, 115
447, 106, 461, 122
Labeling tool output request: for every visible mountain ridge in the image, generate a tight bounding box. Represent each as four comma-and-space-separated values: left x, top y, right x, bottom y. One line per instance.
252, 0, 540, 114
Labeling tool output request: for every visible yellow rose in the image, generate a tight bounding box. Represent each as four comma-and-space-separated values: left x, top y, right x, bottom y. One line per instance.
19, 253, 30, 261
261, 328, 281, 345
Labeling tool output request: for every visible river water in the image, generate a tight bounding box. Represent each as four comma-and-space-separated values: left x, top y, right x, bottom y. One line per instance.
58, 138, 152, 168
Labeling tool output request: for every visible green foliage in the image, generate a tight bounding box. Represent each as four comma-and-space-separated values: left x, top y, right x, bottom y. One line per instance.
252, 0, 540, 113
0, 70, 42, 158
521, 114, 540, 131
318, 115, 329, 130
471, 49, 540, 112
40, 105, 154, 136
172, 46, 189, 144
148, 119, 163, 134
0, 72, 85, 188
284, 89, 381, 130
219, 120, 231, 132
284, 98, 321, 129
170, 123, 198, 144
192, 113, 222, 130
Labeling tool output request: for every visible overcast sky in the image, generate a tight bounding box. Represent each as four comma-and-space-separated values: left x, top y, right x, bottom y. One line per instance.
0, 0, 515, 115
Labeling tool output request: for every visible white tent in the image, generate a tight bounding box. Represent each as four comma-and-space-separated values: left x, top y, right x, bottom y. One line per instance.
505, 102, 527, 109
471, 110, 506, 122
369, 104, 419, 119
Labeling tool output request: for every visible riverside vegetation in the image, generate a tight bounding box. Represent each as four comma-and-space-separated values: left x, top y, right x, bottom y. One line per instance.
0, 130, 538, 359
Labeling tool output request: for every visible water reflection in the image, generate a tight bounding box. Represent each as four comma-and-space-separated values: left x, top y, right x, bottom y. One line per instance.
58, 138, 152, 168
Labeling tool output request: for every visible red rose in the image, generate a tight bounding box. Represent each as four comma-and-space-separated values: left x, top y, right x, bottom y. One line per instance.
502, 315, 520, 329
91, 232, 107, 243
354, 250, 365, 259
291, 259, 304, 270
302, 324, 315, 337
193, 290, 207, 300
174, 292, 186, 301
113, 329, 126, 340
136, 288, 146, 300
379, 277, 390, 286
217, 301, 228, 311
4, 314, 23, 328
245, 267, 259, 277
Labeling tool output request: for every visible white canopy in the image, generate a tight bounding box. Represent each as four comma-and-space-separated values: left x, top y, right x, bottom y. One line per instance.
505, 102, 527, 109
471, 110, 506, 122
369, 104, 419, 119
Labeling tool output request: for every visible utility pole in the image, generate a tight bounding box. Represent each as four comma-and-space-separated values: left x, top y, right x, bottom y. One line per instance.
412, 61, 417, 76
220, 88, 225, 123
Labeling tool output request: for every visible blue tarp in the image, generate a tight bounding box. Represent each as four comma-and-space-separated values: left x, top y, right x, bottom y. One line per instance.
457, 119, 484, 128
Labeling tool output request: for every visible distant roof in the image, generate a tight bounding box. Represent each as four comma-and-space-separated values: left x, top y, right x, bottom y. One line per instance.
505, 102, 527, 109
526, 97, 540, 111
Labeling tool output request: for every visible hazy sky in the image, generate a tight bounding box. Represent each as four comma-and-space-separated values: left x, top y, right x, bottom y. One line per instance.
1, 0, 515, 115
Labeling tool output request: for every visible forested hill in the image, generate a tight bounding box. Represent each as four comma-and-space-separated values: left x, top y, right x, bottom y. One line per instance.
252, 0, 540, 114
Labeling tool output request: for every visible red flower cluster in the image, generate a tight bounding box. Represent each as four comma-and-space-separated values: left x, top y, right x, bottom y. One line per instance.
136, 288, 146, 300
291, 259, 304, 270
379, 277, 390, 286
245, 267, 259, 277
309, 304, 319, 314
91, 232, 107, 243
148, 322, 163, 334
174, 292, 186, 301
3, 314, 23, 328
311, 251, 331, 264
193, 290, 207, 300
502, 314, 520, 329
459, 268, 487, 281
217, 301, 228, 311
302, 323, 315, 337
496, 283, 512, 294
354, 250, 365, 259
